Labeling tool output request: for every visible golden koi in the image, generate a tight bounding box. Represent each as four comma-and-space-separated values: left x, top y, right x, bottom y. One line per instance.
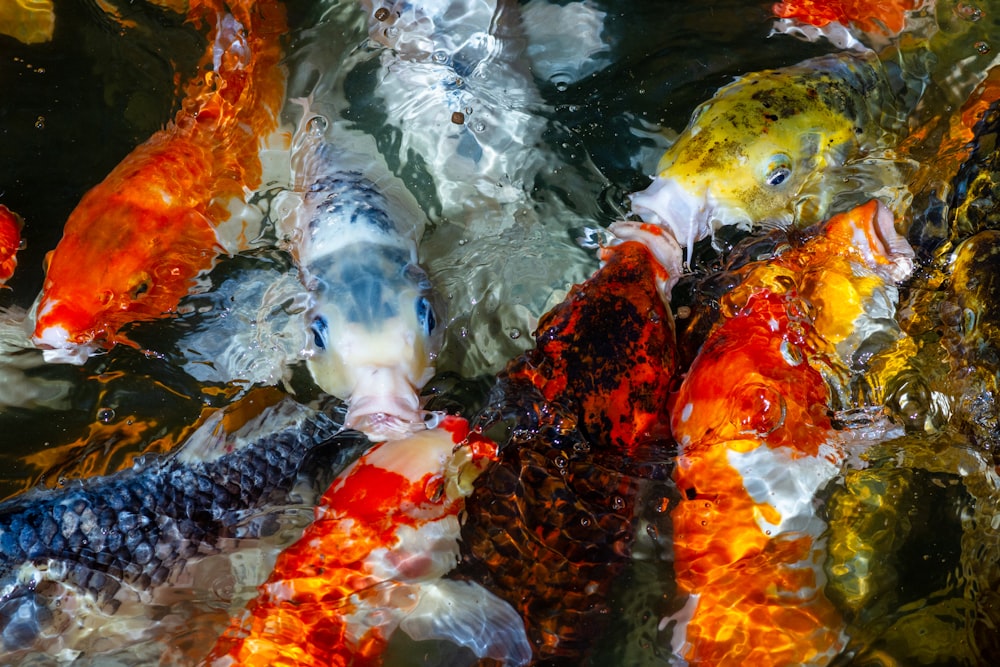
629, 51, 907, 261
667, 200, 912, 665
205, 416, 531, 666
0, 205, 23, 286
32, 0, 286, 363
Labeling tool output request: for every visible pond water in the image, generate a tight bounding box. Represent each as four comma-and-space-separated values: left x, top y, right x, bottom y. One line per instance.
0, 0, 999, 665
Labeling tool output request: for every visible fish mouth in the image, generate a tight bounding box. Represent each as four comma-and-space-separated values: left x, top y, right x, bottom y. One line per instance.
848, 200, 915, 283
31, 308, 100, 365
344, 367, 428, 441
629, 177, 719, 263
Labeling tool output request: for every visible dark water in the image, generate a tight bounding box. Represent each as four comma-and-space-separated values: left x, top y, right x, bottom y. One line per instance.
1, 0, 999, 665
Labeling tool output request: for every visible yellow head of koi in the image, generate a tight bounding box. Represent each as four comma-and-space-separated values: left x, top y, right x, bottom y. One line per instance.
630, 52, 897, 259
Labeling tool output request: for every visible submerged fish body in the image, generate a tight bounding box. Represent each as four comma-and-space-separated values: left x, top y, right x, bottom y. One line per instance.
0, 205, 23, 286
0, 393, 363, 662
362, 0, 545, 215
206, 416, 531, 667
32, 0, 287, 364
667, 201, 912, 666
630, 51, 905, 258
282, 106, 441, 440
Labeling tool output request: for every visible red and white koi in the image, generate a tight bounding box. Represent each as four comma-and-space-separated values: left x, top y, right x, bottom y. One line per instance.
205, 415, 531, 666
32, 0, 287, 363
665, 200, 913, 665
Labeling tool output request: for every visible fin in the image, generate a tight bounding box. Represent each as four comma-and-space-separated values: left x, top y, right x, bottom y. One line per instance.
398, 579, 532, 666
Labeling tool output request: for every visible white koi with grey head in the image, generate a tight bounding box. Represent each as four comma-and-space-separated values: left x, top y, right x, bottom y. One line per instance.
282, 102, 442, 440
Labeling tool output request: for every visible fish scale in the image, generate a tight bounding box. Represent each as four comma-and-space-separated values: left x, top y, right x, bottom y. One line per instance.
0, 398, 363, 659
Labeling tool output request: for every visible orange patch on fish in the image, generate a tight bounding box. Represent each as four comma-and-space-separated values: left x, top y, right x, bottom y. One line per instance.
772, 0, 920, 35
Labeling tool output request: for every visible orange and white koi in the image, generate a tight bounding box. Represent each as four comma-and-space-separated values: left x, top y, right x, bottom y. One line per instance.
665, 200, 913, 665
205, 415, 531, 666
0, 205, 23, 286
32, 0, 287, 364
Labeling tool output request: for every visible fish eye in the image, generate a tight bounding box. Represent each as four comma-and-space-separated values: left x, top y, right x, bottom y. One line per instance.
310, 315, 328, 350
764, 154, 793, 187
415, 297, 436, 335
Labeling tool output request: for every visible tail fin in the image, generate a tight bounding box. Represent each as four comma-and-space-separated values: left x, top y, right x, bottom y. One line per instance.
399, 579, 532, 666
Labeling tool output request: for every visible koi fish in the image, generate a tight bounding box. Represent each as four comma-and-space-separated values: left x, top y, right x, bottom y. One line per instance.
666, 200, 912, 665
0, 0, 54, 45
629, 51, 909, 261
32, 0, 287, 364
0, 392, 367, 663
275, 94, 441, 440
206, 416, 532, 666
454, 233, 681, 662
0, 205, 23, 286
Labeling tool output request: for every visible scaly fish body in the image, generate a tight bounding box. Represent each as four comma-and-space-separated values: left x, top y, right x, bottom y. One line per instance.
206, 416, 531, 666
32, 0, 286, 363
0, 205, 23, 286
0, 393, 365, 662
454, 235, 681, 662
667, 201, 912, 665
630, 51, 904, 259
282, 105, 441, 441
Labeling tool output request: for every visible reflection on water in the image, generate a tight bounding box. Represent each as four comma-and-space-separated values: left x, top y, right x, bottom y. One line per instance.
0, 0, 1000, 665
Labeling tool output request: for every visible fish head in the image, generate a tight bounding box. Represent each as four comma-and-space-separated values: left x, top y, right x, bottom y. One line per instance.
32, 198, 219, 364
672, 200, 912, 453
305, 245, 443, 440
630, 67, 861, 257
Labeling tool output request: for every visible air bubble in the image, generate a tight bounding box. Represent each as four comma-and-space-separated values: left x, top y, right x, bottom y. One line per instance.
976, 41, 991, 54
306, 115, 328, 136
98, 408, 115, 423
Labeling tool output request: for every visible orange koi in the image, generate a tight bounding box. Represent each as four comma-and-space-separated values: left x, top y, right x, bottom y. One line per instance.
205, 415, 532, 666
0, 205, 23, 286
667, 200, 913, 665
32, 0, 286, 363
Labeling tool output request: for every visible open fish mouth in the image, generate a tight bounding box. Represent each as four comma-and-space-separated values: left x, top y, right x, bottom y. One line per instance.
851, 199, 915, 283
342, 367, 430, 441
32, 324, 99, 366
628, 177, 753, 264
